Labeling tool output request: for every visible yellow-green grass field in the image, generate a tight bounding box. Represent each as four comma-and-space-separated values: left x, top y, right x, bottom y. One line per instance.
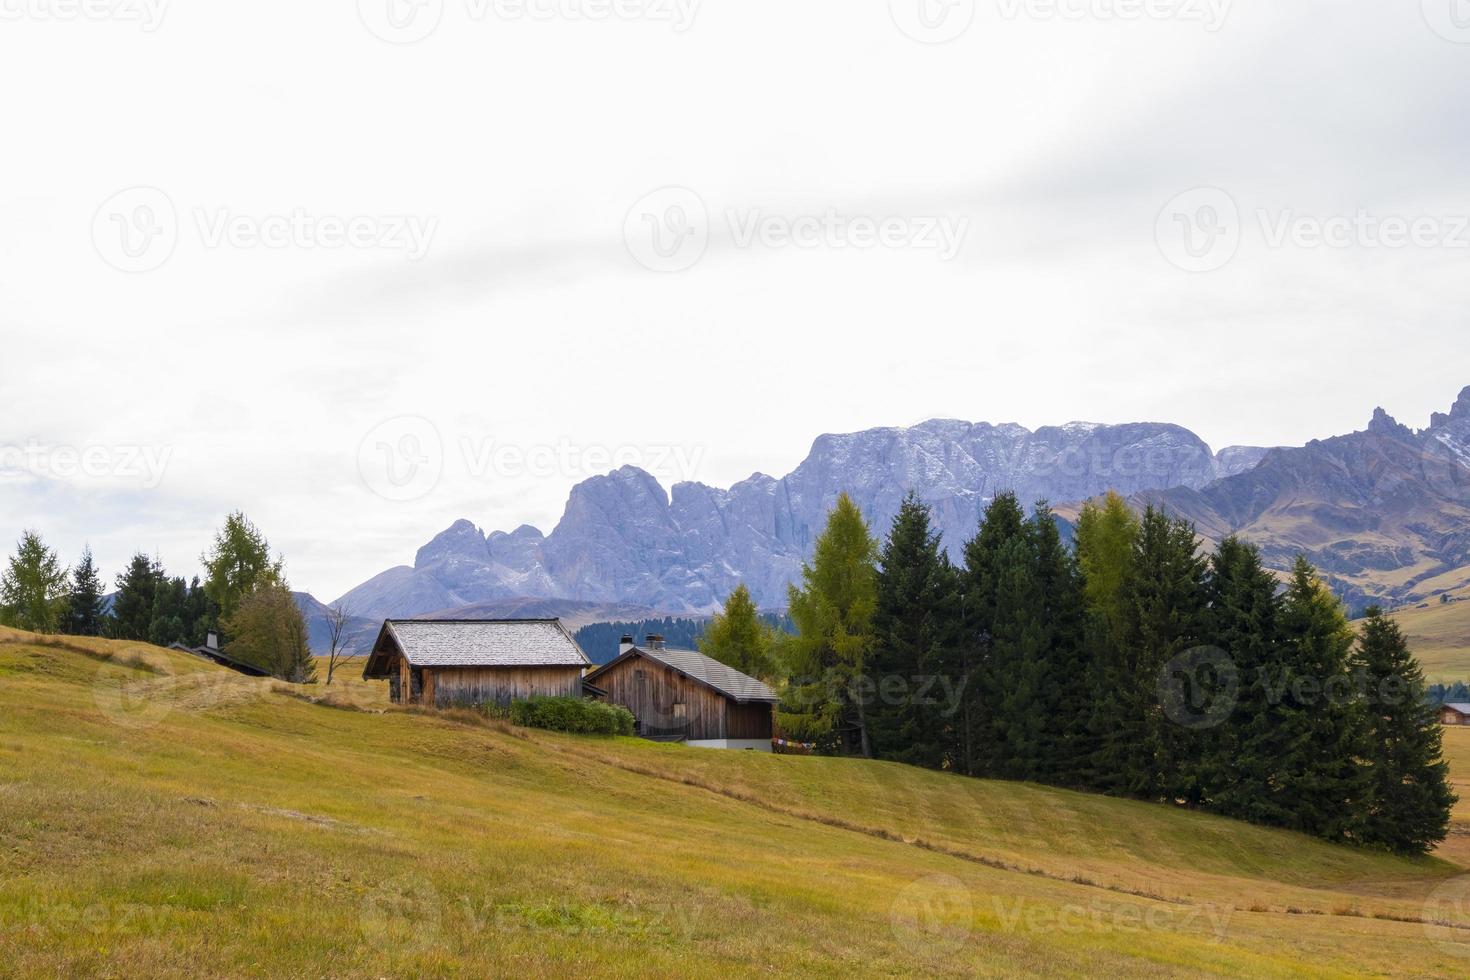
4, 628, 1470, 977
1374, 587, 1470, 682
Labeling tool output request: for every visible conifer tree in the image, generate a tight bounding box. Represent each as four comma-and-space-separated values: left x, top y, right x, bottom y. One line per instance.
1029, 504, 1090, 785
1354, 608, 1456, 854
111, 553, 163, 641
700, 585, 778, 680
1092, 507, 1208, 801
1274, 556, 1370, 840
1200, 537, 1287, 823
0, 531, 70, 634
779, 493, 879, 756
64, 546, 107, 636
202, 512, 284, 629
870, 493, 960, 769
961, 492, 1043, 779
148, 575, 190, 647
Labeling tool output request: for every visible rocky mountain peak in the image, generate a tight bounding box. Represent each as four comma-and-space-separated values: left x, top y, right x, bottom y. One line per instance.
1367, 407, 1416, 441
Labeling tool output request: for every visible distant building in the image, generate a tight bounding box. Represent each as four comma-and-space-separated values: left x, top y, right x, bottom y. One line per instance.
1440, 702, 1470, 726
168, 632, 270, 678
361, 619, 591, 708
584, 634, 779, 751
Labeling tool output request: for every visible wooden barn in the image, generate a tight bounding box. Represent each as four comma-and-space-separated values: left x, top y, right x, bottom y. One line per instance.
584, 635, 779, 751
1441, 702, 1470, 726
361, 619, 591, 709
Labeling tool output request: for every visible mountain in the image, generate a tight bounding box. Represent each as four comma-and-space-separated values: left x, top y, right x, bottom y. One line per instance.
1140, 387, 1470, 611
336, 418, 1269, 617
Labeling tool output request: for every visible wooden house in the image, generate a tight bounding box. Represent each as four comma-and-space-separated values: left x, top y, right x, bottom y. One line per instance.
1441, 702, 1470, 726
361, 619, 591, 709
584, 635, 779, 750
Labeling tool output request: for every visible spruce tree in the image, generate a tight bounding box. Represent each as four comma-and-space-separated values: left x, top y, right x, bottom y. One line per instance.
699, 585, 777, 679
64, 546, 107, 636
111, 553, 163, 641
0, 531, 70, 634
1272, 557, 1370, 840
1029, 504, 1090, 786
1093, 507, 1208, 801
1200, 537, 1288, 824
148, 576, 190, 647
779, 493, 879, 756
961, 492, 1042, 779
870, 493, 960, 769
1074, 492, 1140, 791
1354, 608, 1456, 854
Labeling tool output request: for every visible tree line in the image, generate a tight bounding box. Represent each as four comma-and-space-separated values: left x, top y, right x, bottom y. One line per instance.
698, 490, 1456, 855
0, 512, 315, 683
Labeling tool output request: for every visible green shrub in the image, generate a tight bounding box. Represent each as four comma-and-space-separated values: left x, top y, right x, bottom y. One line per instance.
509, 696, 635, 736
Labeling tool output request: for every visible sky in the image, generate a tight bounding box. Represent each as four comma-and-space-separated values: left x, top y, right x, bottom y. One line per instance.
2, 1, 1468, 602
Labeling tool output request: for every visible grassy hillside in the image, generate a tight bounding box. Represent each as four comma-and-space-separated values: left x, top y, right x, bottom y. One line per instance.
4, 629, 1470, 977
1373, 586, 1470, 681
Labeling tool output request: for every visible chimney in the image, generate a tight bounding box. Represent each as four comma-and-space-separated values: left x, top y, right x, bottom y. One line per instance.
206, 631, 219, 651
644, 634, 666, 650
619, 634, 635, 656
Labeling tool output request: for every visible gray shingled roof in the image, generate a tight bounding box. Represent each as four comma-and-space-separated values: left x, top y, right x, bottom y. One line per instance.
1444, 702, 1470, 714
383, 619, 590, 668
625, 645, 779, 703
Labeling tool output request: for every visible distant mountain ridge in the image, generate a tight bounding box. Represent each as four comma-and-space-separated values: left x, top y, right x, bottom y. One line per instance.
336, 417, 1273, 619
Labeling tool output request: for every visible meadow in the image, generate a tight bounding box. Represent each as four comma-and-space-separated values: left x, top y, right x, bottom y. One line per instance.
2, 627, 1470, 977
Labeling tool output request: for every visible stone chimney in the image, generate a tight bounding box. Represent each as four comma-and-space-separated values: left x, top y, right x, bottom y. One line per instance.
644, 634, 666, 650
619, 634, 635, 656
206, 631, 219, 651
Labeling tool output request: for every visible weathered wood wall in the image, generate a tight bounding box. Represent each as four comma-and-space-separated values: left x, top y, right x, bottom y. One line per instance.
592, 653, 772, 741
429, 666, 584, 709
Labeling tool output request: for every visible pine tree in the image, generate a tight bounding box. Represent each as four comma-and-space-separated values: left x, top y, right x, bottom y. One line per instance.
1029, 504, 1090, 786
184, 577, 216, 647
1074, 492, 1140, 791
111, 553, 163, 641
700, 585, 777, 679
202, 512, 284, 629
779, 493, 879, 756
1092, 507, 1208, 801
0, 531, 70, 634
1200, 537, 1288, 824
148, 576, 190, 647
1354, 608, 1456, 854
1274, 556, 1370, 840
961, 492, 1043, 779
64, 546, 107, 636
870, 493, 960, 769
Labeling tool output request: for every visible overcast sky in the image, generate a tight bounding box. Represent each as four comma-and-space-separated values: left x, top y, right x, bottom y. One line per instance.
2, 1, 1467, 601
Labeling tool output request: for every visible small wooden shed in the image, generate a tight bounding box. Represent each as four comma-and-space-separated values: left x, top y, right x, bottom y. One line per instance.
584, 636, 779, 750
1441, 702, 1470, 726
361, 619, 590, 709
